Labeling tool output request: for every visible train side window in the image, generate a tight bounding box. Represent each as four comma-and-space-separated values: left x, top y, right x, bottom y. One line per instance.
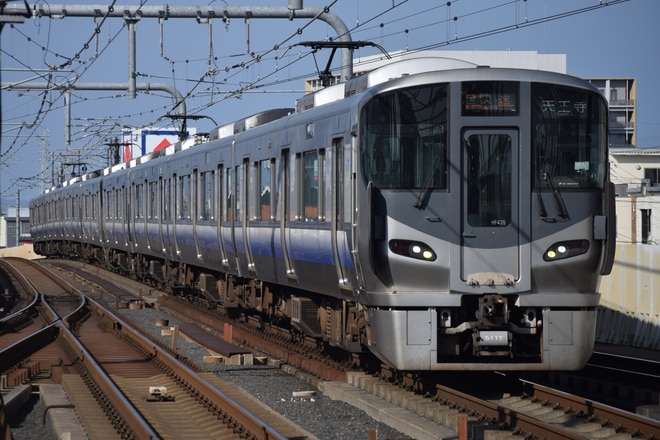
177, 174, 190, 220
162, 178, 171, 221
259, 159, 272, 221
199, 170, 214, 221
191, 171, 197, 221
217, 165, 224, 222
149, 182, 157, 219
225, 168, 233, 222
236, 163, 244, 223
322, 148, 331, 223
248, 160, 258, 222
116, 189, 122, 220
302, 150, 319, 222
135, 183, 144, 219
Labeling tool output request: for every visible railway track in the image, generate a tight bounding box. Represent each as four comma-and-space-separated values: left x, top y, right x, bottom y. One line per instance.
7, 258, 659, 440
0, 257, 316, 440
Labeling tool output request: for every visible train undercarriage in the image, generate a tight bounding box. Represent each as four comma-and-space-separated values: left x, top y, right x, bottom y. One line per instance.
38, 240, 369, 354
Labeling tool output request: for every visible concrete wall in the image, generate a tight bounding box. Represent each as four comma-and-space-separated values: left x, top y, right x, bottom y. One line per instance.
0, 244, 41, 259
597, 243, 660, 349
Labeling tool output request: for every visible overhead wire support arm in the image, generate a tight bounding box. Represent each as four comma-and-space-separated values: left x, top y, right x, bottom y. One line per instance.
297, 41, 390, 87
1, 3, 355, 81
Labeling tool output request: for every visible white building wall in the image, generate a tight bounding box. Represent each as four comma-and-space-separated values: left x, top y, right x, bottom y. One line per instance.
610, 148, 660, 244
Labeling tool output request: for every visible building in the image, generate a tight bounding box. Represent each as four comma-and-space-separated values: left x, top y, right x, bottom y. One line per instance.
587, 79, 637, 147
609, 147, 660, 244
1, 207, 31, 248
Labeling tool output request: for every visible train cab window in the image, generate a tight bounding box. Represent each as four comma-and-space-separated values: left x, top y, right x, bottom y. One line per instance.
532, 84, 607, 190
361, 84, 448, 190
465, 133, 512, 227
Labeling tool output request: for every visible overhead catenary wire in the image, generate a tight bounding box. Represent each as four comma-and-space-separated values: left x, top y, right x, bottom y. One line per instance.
0, 0, 636, 203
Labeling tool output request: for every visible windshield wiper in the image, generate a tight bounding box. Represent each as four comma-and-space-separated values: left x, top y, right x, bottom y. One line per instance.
414, 155, 442, 209
538, 161, 569, 222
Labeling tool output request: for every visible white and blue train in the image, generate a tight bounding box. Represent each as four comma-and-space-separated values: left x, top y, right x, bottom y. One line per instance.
30, 58, 616, 370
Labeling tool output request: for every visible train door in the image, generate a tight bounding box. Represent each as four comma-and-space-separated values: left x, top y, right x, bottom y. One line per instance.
126, 185, 134, 252
331, 137, 352, 289
192, 169, 202, 259
161, 177, 175, 260
279, 148, 296, 279
241, 158, 255, 272
216, 165, 228, 267
460, 129, 520, 286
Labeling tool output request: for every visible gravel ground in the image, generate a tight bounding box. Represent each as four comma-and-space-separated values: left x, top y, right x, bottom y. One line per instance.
119, 307, 412, 440
8, 396, 51, 440
9, 303, 412, 440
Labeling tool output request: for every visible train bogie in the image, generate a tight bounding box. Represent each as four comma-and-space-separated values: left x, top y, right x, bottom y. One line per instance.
30, 58, 615, 371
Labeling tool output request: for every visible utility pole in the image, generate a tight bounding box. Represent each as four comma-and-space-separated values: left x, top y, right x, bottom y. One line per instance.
107, 137, 121, 166
15, 190, 20, 247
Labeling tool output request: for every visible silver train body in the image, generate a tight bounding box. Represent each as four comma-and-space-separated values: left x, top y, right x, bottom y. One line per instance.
30, 58, 616, 370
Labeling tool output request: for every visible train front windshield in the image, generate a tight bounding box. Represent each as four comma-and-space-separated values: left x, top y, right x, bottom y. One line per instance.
532, 84, 607, 190
361, 84, 448, 190
361, 81, 607, 191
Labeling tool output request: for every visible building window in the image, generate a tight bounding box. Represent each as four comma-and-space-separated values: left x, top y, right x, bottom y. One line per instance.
644, 168, 660, 186
641, 209, 652, 244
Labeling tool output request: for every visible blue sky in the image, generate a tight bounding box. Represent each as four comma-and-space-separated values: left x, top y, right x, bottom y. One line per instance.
2, 0, 658, 208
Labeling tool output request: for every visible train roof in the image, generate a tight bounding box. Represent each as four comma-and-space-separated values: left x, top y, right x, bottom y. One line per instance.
39, 57, 601, 197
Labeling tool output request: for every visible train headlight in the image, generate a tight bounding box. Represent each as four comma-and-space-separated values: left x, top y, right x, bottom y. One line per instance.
389, 240, 437, 261
543, 240, 589, 261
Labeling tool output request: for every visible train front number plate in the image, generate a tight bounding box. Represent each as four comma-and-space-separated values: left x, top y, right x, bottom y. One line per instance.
479, 331, 509, 346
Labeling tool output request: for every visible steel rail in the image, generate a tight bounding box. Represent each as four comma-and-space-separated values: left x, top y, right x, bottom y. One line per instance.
435, 383, 592, 440
0, 258, 160, 439
85, 294, 292, 440
527, 381, 660, 440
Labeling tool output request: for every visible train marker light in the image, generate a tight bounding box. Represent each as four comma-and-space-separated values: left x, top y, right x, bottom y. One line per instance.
543, 240, 589, 261
389, 240, 437, 261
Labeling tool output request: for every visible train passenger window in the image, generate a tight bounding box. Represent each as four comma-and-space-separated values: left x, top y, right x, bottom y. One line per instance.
200, 171, 214, 221
259, 160, 272, 221
162, 179, 171, 221
322, 148, 331, 223
532, 84, 607, 190
135, 184, 144, 219
225, 168, 233, 222
149, 182, 157, 219
303, 150, 319, 222
217, 166, 224, 222
236, 164, 243, 223
115, 189, 121, 220
178, 175, 190, 220
361, 84, 448, 190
